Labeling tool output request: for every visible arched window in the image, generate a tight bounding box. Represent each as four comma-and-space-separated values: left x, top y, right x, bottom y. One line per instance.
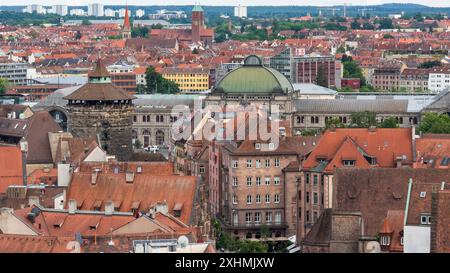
156, 130, 165, 146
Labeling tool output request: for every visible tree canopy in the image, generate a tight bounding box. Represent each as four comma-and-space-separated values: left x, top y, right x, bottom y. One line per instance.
0, 78, 9, 95
144, 66, 180, 94
418, 113, 450, 134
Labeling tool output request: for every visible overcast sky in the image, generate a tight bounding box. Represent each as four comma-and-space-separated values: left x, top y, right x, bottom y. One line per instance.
1, 1, 450, 8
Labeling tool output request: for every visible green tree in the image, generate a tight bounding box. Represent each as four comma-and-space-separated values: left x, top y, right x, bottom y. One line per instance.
418, 60, 441, 69
379, 117, 399, 128
418, 113, 450, 134
144, 66, 180, 94
378, 18, 393, 29
342, 54, 366, 87
133, 139, 142, 149
326, 117, 346, 129
0, 78, 9, 95
238, 240, 268, 253
350, 111, 377, 128
259, 225, 271, 240
81, 19, 91, 26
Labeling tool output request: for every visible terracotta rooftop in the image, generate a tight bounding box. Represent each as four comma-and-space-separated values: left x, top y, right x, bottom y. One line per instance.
334, 168, 450, 237
302, 128, 414, 173
66, 172, 197, 224
0, 145, 23, 193
0, 234, 74, 253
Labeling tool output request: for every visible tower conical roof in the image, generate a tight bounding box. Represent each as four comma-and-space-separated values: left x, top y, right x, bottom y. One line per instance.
88, 59, 111, 78
123, 7, 131, 30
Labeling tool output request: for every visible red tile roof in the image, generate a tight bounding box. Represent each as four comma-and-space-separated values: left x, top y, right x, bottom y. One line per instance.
0, 145, 23, 193
13, 207, 135, 237
302, 128, 413, 173
414, 135, 450, 169
0, 234, 74, 253
66, 172, 197, 224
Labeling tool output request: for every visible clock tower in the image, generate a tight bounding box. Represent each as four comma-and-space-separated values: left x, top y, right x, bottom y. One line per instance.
191, 5, 204, 43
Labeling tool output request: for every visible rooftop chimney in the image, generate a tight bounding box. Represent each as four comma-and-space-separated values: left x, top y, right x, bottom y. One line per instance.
105, 201, 114, 216
68, 199, 77, 214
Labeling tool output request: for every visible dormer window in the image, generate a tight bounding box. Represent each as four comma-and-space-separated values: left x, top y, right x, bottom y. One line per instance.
255, 143, 261, 150
136, 166, 142, 173
420, 214, 431, 225
380, 235, 391, 246
343, 160, 356, 166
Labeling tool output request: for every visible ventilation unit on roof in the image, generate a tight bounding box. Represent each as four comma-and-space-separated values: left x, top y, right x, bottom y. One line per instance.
420, 192, 426, 198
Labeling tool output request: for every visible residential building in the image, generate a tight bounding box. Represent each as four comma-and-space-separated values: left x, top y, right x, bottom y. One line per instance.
234, 5, 247, 18
23, 5, 46, 14
0, 111, 62, 173
428, 67, 450, 93
301, 168, 449, 253
400, 68, 429, 92
371, 65, 404, 91
88, 3, 104, 17
161, 67, 210, 92
51, 5, 68, 16
0, 60, 33, 86
136, 9, 145, 18
296, 128, 414, 239
294, 55, 338, 88
431, 189, 450, 253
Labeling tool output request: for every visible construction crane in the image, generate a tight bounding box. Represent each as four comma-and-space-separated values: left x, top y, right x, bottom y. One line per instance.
358, 8, 374, 17
324, 7, 341, 17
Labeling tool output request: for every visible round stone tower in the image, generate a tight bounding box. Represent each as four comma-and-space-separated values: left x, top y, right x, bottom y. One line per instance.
64, 59, 135, 161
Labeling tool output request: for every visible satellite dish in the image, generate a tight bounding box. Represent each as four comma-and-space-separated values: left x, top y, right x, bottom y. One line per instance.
177, 236, 189, 248
365, 241, 381, 253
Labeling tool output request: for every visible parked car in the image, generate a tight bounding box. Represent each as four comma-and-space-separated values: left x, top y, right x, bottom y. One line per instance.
144, 145, 159, 153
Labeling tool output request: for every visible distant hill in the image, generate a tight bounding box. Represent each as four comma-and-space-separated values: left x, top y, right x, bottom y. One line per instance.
1, 3, 450, 18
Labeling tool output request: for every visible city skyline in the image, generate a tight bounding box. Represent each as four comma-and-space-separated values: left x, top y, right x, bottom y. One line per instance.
2, 1, 450, 8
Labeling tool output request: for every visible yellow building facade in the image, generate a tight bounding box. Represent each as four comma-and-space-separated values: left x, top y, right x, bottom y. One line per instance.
161, 68, 210, 92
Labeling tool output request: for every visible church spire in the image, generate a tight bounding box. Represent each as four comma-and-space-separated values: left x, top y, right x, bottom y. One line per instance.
122, 5, 131, 39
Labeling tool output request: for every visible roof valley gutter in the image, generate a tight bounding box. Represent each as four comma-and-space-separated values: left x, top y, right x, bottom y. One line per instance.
404, 178, 413, 226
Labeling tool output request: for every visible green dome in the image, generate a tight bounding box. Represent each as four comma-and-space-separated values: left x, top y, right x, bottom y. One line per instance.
214, 55, 293, 95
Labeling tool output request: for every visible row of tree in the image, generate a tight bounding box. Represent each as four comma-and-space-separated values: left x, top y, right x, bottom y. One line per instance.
301, 111, 450, 136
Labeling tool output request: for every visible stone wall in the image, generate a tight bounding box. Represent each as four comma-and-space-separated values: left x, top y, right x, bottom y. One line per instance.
67, 104, 134, 161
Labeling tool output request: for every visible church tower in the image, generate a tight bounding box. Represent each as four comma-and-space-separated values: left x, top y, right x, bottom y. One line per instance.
64, 59, 135, 161
191, 5, 204, 43
122, 6, 132, 39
